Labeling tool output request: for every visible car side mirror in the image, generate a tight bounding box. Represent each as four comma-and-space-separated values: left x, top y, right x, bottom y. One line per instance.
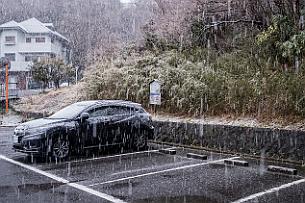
80, 113, 90, 121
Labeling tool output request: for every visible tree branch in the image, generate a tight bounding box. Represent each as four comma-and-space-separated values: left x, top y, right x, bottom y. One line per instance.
203, 19, 263, 31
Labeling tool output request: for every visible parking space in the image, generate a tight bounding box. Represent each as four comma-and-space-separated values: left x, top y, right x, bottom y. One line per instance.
1, 127, 305, 203
88, 154, 300, 203
37, 149, 192, 182
0, 158, 111, 203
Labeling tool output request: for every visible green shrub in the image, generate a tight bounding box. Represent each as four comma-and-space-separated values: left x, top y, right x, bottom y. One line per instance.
81, 49, 305, 118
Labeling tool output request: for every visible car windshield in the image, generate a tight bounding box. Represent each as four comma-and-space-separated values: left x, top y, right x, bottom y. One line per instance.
49, 104, 90, 119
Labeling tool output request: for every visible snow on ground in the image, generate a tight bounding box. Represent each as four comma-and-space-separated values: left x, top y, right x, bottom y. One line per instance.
154, 114, 305, 131
0, 110, 23, 127
11, 85, 84, 116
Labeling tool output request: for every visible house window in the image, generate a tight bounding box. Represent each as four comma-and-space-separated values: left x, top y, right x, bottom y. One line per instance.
33, 56, 39, 62
25, 55, 39, 62
35, 37, 45, 43
5, 53, 16, 61
51, 37, 55, 43
26, 38, 31, 43
5, 36, 16, 44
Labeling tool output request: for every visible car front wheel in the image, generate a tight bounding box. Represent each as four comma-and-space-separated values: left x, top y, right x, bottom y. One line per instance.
52, 136, 70, 160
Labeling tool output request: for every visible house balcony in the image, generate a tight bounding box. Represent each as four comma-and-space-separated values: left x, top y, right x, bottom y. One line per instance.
4, 41, 16, 45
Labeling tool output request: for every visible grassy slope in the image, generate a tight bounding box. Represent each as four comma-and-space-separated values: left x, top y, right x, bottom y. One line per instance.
12, 85, 84, 116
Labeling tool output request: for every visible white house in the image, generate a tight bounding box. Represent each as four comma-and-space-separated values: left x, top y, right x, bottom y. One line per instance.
0, 18, 70, 89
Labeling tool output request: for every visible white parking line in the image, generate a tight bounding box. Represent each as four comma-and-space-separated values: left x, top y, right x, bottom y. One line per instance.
231, 178, 305, 203
89, 156, 240, 187
0, 155, 126, 203
68, 147, 178, 163
111, 160, 194, 176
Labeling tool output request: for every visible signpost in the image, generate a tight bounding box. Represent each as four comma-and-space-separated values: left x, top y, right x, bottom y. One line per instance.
0, 57, 10, 114
149, 80, 161, 114
149, 80, 161, 105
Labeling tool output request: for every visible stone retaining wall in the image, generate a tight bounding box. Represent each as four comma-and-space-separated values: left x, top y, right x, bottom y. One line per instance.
153, 121, 305, 162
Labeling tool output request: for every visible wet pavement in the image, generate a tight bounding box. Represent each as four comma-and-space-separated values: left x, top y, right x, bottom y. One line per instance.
1, 126, 305, 203
0, 159, 109, 203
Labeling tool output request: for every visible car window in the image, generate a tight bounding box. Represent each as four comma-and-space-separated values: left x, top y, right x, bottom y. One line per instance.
88, 107, 109, 117
88, 106, 136, 117
107, 106, 135, 116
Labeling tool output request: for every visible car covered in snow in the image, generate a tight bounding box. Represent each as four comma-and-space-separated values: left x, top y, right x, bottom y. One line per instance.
12, 100, 154, 159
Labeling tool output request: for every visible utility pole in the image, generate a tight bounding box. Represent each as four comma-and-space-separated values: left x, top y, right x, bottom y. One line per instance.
0, 58, 10, 114
5, 63, 8, 113
75, 66, 79, 85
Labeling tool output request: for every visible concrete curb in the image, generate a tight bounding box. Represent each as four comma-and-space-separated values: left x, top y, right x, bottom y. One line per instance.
159, 149, 176, 155
186, 153, 208, 160
0, 125, 19, 128
224, 159, 249, 167
267, 165, 297, 175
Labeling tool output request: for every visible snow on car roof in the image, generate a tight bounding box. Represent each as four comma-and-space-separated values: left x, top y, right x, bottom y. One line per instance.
75, 100, 142, 108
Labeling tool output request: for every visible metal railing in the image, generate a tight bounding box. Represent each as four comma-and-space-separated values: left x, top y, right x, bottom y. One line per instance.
0, 84, 43, 101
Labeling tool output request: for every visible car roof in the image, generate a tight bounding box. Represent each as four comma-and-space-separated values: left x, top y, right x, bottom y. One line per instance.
75, 100, 142, 108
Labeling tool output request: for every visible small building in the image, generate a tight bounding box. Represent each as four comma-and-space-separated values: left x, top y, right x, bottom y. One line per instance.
0, 18, 70, 90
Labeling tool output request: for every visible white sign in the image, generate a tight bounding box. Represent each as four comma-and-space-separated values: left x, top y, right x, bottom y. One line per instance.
149, 80, 161, 105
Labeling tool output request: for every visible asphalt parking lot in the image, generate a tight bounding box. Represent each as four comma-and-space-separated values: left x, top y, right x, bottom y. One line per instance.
1, 126, 305, 203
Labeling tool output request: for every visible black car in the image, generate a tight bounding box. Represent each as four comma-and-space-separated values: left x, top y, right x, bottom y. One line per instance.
12, 100, 154, 159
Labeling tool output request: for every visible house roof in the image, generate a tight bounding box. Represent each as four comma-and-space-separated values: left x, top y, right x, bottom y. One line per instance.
0, 18, 69, 42
0, 20, 19, 28
19, 18, 52, 33
0, 20, 28, 32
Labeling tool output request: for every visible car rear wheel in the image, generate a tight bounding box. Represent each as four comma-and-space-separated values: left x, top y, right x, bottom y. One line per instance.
133, 129, 148, 151
52, 136, 70, 160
